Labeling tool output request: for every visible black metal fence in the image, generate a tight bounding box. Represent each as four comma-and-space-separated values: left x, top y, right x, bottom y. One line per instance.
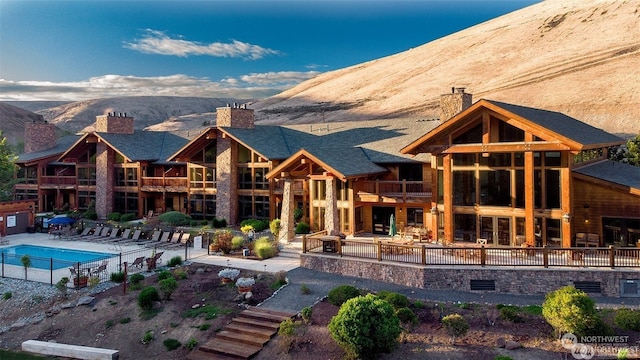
303, 235, 640, 269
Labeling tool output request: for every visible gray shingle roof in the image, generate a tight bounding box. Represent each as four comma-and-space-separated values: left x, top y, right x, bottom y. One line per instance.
97, 131, 190, 164
16, 135, 81, 163
573, 160, 640, 190
302, 147, 388, 178
486, 100, 623, 147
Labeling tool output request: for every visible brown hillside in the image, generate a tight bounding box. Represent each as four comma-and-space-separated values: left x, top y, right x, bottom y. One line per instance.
0, 103, 46, 146
251, 0, 640, 138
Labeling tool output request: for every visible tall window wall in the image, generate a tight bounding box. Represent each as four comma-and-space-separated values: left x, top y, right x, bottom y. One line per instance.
236, 143, 270, 221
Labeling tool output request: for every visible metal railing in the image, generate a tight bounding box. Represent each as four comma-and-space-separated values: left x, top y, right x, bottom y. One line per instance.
302, 236, 640, 269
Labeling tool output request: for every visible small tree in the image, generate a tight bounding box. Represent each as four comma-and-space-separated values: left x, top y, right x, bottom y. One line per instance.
21, 255, 31, 280
441, 313, 469, 344
328, 294, 402, 359
542, 285, 606, 337
159, 278, 179, 300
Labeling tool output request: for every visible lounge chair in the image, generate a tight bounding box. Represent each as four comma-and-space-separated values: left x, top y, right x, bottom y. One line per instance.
98, 228, 120, 243
67, 227, 92, 240
129, 256, 145, 270
158, 232, 182, 248
110, 228, 132, 243
164, 232, 191, 249
145, 231, 170, 247
83, 226, 104, 241
91, 260, 108, 276
119, 229, 142, 244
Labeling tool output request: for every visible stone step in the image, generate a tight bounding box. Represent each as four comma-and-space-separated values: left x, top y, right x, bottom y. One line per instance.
198, 337, 262, 359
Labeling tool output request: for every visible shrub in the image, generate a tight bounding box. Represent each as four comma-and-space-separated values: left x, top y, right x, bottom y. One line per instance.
158, 211, 192, 226
301, 306, 313, 323
377, 290, 409, 309
107, 212, 122, 222
141, 330, 154, 344
129, 273, 145, 284
254, 237, 277, 259
542, 285, 606, 337
82, 209, 98, 220
615, 309, 640, 331
278, 318, 297, 337
212, 217, 227, 228
240, 219, 269, 232
159, 278, 179, 300
295, 222, 310, 234
218, 268, 240, 280
214, 230, 234, 254
441, 313, 469, 343
2, 291, 12, 300
184, 337, 197, 351
163, 338, 181, 351
119, 317, 131, 324
294, 207, 303, 222
168, 256, 182, 267
328, 293, 402, 358
174, 268, 188, 280
300, 284, 311, 295
138, 286, 160, 310
500, 306, 523, 323
121, 213, 136, 222
271, 270, 287, 290
231, 236, 245, 250
110, 271, 126, 283
396, 307, 418, 325
270, 219, 281, 236
328, 285, 361, 306
55, 277, 69, 297
157, 270, 174, 281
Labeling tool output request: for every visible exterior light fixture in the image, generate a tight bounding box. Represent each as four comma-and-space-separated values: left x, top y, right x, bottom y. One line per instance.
562, 213, 572, 223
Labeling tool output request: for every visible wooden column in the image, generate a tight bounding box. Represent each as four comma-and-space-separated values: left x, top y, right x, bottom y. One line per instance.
524, 133, 535, 246
442, 154, 453, 244
561, 153, 573, 247
430, 160, 438, 236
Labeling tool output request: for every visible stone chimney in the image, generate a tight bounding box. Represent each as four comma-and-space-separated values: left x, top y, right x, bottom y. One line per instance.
216, 103, 254, 129
24, 118, 57, 153
440, 87, 473, 122
95, 112, 134, 134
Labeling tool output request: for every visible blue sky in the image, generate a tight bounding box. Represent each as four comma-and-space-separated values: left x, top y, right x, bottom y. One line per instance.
0, 0, 540, 101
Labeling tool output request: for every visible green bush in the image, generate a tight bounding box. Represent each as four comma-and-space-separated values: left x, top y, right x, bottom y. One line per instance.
174, 268, 188, 280
396, 307, 418, 325
138, 286, 160, 310
129, 273, 145, 284
141, 330, 154, 344
107, 212, 122, 221
163, 338, 181, 351
295, 222, 310, 234
328, 293, 402, 358
110, 271, 126, 283
157, 270, 174, 281
82, 209, 98, 220
294, 207, 303, 222
184, 337, 197, 351
441, 313, 469, 342
500, 306, 523, 323
615, 309, 640, 331
240, 219, 269, 232
542, 285, 608, 337
270, 219, 281, 236
231, 236, 245, 250
121, 213, 136, 222
328, 285, 361, 306
158, 211, 192, 226
212, 217, 227, 228
2, 291, 12, 300
159, 278, 179, 300
214, 230, 234, 254
254, 237, 277, 259
377, 290, 409, 309
278, 318, 297, 337
301, 306, 313, 323
168, 256, 182, 267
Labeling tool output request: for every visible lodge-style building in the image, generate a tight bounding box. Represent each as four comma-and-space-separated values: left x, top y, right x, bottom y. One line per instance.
13, 91, 640, 247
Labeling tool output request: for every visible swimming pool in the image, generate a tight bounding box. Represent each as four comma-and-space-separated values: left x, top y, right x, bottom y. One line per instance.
0, 245, 114, 270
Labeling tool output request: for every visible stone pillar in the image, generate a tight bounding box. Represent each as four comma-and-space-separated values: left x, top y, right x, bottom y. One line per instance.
278, 178, 295, 244
24, 121, 56, 153
216, 135, 237, 225
440, 87, 473, 122
324, 177, 340, 235
95, 142, 114, 219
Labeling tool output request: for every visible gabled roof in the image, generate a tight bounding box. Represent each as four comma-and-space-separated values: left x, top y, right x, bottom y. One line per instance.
16, 135, 81, 165
402, 99, 624, 154
573, 160, 640, 194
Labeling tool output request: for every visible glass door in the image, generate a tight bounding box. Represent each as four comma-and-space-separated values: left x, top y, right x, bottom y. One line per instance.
480, 216, 512, 246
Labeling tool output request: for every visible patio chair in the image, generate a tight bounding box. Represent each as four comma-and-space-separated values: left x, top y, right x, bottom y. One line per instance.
91, 260, 108, 276
129, 256, 145, 270
146, 231, 170, 247
158, 232, 182, 248
67, 227, 92, 240
111, 228, 132, 243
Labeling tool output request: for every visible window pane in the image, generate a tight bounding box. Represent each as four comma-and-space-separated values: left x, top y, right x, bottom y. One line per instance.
479, 170, 511, 206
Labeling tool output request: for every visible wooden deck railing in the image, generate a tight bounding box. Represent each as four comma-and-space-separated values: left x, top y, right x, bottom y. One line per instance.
141, 177, 188, 188
302, 236, 640, 269
40, 176, 77, 186
356, 180, 431, 199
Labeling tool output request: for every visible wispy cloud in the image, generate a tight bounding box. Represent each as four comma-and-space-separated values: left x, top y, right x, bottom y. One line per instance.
124, 29, 279, 60
0, 71, 319, 101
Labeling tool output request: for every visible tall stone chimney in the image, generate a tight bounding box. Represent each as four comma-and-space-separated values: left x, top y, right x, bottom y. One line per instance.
95, 112, 134, 134
440, 87, 473, 123
24, 118, 56, 153
216, 103, 254, 129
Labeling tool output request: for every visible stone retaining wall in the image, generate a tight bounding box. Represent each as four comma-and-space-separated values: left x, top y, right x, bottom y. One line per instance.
301, 254, 640, 297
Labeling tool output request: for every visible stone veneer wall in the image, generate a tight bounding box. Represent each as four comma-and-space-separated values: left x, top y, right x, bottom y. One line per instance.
95, 142, 114, 219
439, 89, 473, 122
216, 106, 254, 129
301, 254, 640, 297
95, 114, 134, 134
24, 122, 56, 153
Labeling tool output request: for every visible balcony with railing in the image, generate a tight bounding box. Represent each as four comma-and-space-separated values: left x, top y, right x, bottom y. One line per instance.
140, 177, 188, 192
356, 180, 432, 202
40, 176, 77, 188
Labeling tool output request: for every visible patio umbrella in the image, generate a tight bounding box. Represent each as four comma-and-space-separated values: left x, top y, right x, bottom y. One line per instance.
47, 216, 76, 226
388, 214, 397, 236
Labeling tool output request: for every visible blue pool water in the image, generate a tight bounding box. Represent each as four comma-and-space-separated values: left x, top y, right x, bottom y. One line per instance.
0, 245, 114, 270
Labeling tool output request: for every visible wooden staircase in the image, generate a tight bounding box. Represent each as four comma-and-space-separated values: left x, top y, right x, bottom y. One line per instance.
187, 306, 295, 360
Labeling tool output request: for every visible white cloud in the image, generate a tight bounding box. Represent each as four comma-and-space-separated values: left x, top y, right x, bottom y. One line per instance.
124, 29, 279, 60
0, 71, 319, 101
